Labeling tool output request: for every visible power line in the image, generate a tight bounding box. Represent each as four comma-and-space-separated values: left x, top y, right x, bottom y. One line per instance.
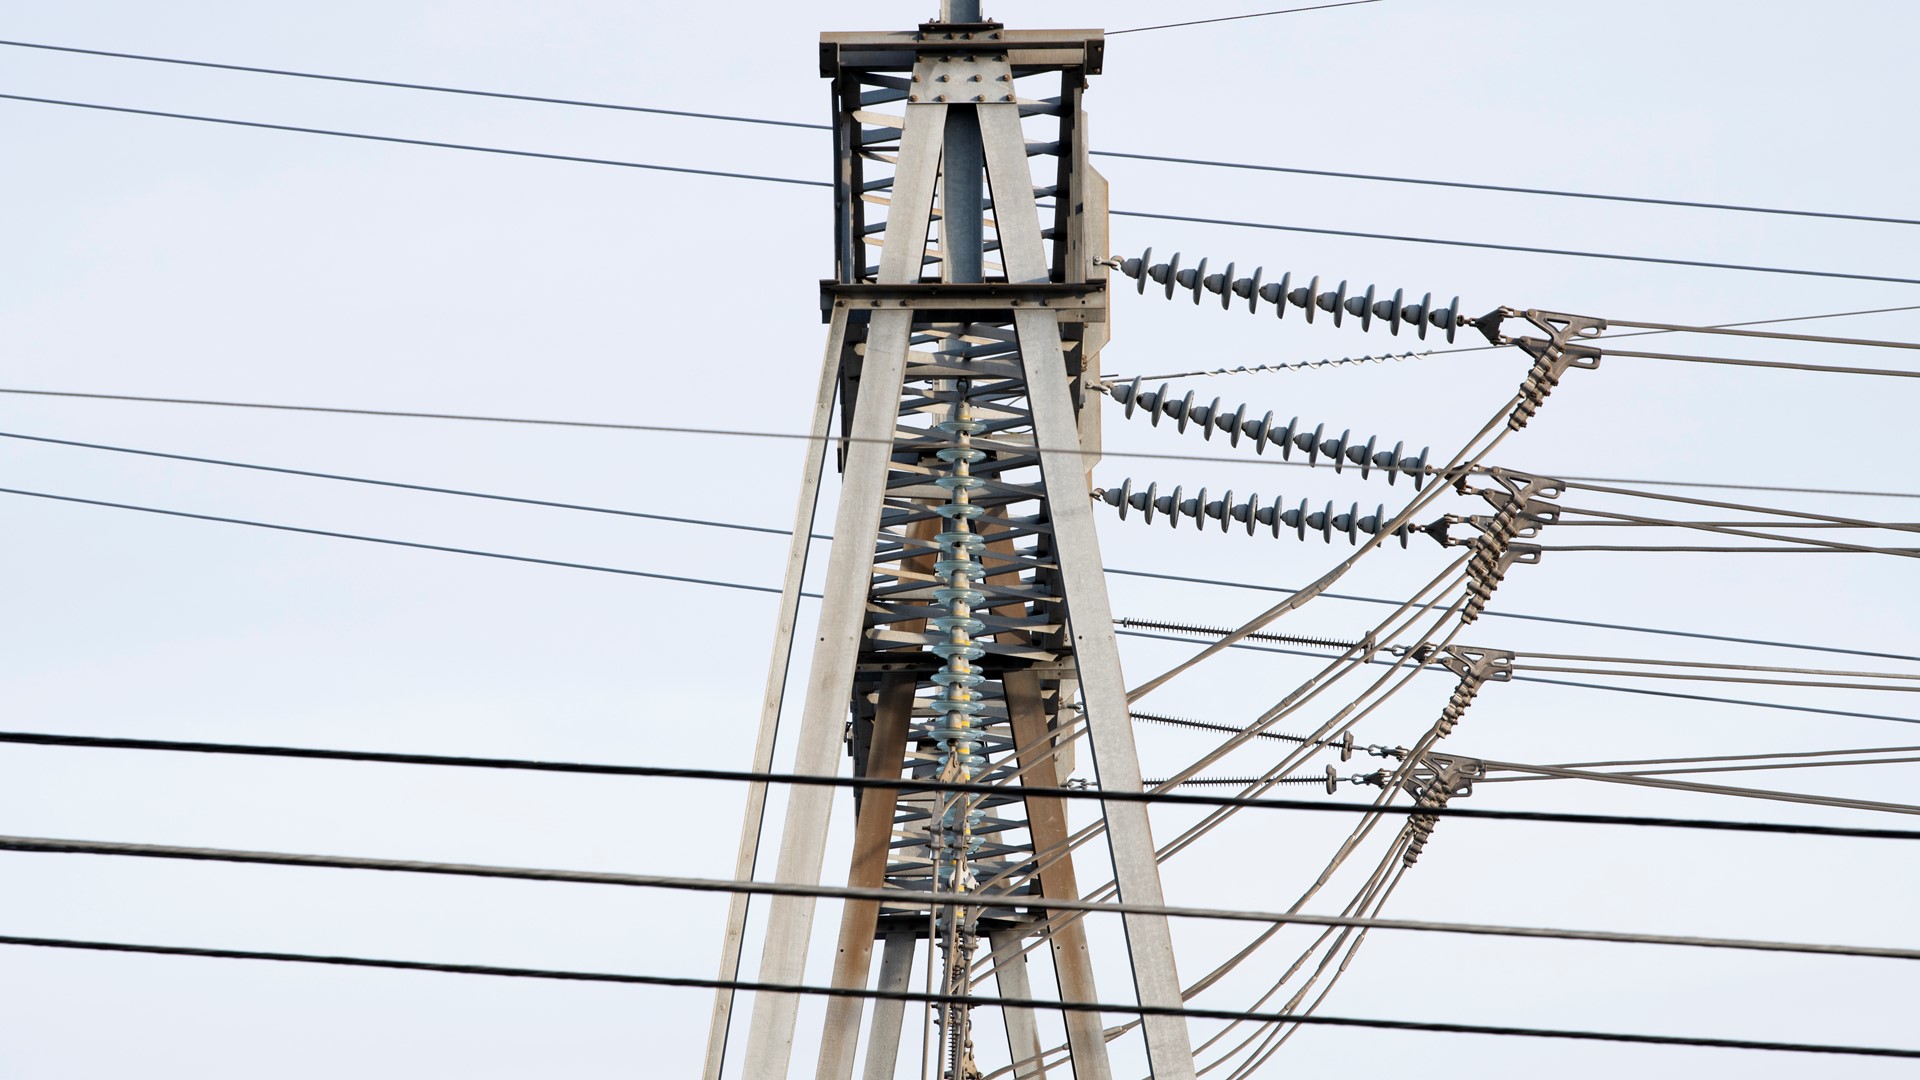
0, 39, 829, 129
8, 39, 1914, 229
1105, 570, 1918, 664
1484, 755, 1920, 784
3, 935, 1912, 1059
7, 831, 1914, 961
1546, 745, 1920, 771
2, 437, 1902, 668
0, 486, 793, 597
5, 91, 1918, 288
1122, 304, 1920, 390
1598, 347, 1920, 380
0, 727, 1912, 840
1547, 475, 1920, 501
7, 467, 1908, 679
1095, 149, 1920, 228
1115, 630, 1920, 728
1107, 1, 1383, 35
7, 383, 1917, 503
0, 430, 797, 538
1603, 318, 1920, 350
1107, 206, 1920, 287
0, 388, 1348, 472
0, 92, 833, 187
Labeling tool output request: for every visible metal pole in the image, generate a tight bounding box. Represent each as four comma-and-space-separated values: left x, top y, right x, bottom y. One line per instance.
977, 105, 1201, 1079
939, 2, 984, 286
738, 103, 951, 1080
701, 314, 847, 1080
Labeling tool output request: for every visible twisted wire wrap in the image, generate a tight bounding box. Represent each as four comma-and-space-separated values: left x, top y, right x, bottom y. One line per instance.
1103, 245, 1466, 343
1104, 377, 1431, 488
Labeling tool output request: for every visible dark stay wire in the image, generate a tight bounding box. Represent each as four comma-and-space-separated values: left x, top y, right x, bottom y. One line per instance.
0, 92, 830, 189
7, 426, 1916, 664
8, 483, 1918, 722
7, 425, 1915, 665
5, 387, 1918, 503
0, 486, 793, 597
2, 936, 1913, 1059
4, 830, 1917, 958
0, 727, 1915, 839
4, 90, 1920, 288
1107, 1, 1383, 34
3, 38, 1914, 228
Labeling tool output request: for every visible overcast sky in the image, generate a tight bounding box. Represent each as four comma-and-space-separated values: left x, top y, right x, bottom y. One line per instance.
2, 1, 1917, 1077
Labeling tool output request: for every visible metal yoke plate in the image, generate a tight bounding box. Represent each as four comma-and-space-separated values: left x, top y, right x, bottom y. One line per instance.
907, 50, 1015, 104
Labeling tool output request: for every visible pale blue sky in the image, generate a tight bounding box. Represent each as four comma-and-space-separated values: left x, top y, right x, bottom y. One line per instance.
1, 2, 1916, 1077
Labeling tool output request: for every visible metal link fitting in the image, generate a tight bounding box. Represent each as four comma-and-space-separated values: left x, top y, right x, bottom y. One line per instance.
1440, 469, 1564, 623
1396, 753, 1485, 867
1431, 646, 1515, 738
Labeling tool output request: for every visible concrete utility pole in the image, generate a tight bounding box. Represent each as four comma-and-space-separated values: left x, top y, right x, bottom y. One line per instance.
704, 8, 1198, 1078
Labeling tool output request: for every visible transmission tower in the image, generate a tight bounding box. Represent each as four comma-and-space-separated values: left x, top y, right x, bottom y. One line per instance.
701, 6, 1196, 1079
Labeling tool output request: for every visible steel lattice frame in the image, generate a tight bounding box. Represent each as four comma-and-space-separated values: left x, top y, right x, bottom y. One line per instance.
703, 17, 1199, 1080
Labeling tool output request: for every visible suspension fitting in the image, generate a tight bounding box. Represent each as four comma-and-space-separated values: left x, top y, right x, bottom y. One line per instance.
1431, 645, 1515, 738
1397, 752, 1485, 867
1442, 468, 1564, 623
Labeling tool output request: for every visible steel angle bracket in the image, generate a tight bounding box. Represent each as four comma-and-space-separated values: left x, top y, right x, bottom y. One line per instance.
820, 280, 1107, 324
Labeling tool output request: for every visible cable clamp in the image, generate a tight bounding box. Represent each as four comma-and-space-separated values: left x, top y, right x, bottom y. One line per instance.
1497, 309, 1607, 430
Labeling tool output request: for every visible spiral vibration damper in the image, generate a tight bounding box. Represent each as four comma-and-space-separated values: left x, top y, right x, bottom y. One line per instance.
1094, 479, 1439, 547
1104, 377, 1431, 487
1101, 246, 1466, 342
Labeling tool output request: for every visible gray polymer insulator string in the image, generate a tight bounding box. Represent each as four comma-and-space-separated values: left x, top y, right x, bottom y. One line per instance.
1095, 480, 1433, 547
1101, 377, 1433, 486
1101, 246, 1466, 342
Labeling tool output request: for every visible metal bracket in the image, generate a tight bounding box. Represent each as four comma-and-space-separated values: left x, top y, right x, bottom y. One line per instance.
1404, 752, 1486, 801
1434, 645, 1514, 685
821, 281, 1107, 323
1477, 308, 1607, 431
